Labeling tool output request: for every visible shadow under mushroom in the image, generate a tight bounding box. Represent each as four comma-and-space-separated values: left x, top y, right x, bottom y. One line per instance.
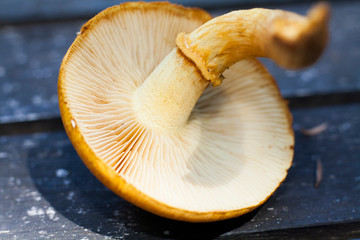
27, 134, 259, 239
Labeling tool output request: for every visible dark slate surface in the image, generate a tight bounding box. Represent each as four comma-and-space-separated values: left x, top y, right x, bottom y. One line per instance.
0, 1, 360, 124
1, 103, 359, 239
0, 21, 83, 124
1, 1, 360, 238
0, 0, 338, 24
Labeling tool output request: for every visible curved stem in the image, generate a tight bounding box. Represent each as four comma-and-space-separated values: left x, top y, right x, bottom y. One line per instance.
176, 3, 330, 86
133, 4, 330, 130
133, 49, 208, 131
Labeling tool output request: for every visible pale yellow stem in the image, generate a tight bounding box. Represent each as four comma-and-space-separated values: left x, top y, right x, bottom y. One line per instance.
133, 49, 208, 130
133, 3, 330, 130
176, 3, 330, 86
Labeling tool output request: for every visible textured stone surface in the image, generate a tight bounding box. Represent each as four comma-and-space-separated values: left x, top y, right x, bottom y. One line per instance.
1, 1, 360, 239
0, 104, 359, 239
0, 0, 340, 24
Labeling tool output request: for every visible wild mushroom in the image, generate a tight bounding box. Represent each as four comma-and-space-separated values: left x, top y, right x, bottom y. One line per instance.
58, 2, 329, 222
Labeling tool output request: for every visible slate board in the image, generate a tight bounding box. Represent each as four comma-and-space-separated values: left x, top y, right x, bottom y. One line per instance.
0, 0, 344, 24
1, 0, 360, 239
1, 1, 360, 124
1, 103, 359, 239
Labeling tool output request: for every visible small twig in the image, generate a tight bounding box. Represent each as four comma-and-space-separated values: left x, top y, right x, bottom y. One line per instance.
315, 159, 323, 188
300, 122, 328, 136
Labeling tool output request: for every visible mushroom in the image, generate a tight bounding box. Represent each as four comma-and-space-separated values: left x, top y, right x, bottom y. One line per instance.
58, 2, 329, 222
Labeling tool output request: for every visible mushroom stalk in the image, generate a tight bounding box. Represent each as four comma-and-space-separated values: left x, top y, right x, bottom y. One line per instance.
133, 3, 329, 129
133, 49, 208, 130
177, 3, 329, 86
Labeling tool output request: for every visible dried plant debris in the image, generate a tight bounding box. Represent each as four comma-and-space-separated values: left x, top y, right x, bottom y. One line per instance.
315, 159, 323, 188
300, 122, 328, 136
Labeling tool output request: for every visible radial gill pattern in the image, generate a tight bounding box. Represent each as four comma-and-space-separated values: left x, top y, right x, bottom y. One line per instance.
60, 3, 293, 212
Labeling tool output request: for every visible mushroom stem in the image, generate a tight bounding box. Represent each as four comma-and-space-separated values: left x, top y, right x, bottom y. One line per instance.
133, 3, 329, 129
133, 49, 208, 130
176, 3, 330, 86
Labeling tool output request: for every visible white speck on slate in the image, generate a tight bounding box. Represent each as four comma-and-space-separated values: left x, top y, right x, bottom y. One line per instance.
295, 89, 311, 97
8, 177, 18, 186
71, 119, 76, 128
66, 191, 75, 200
0, 230, 10, 234
0, 66, 6, 77
23, 139, 36, 148
300, 68, 318, 82
46, 207, 59, 221
56, 169, 69, 178
0, 152, 8, 159
29, 191, 41, 201
27, 113, 39, 121
77, 208, 86, 215
63, 179, 71, 185
32, 95, 43, 105
27, 206, 45, 216
267, 207, 274, 211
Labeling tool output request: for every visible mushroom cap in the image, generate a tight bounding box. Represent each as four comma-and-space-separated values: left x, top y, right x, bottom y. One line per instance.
58, 2, 294, 222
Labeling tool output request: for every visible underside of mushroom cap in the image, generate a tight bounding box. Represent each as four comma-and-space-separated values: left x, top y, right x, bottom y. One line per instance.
58, 2, 295, 222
